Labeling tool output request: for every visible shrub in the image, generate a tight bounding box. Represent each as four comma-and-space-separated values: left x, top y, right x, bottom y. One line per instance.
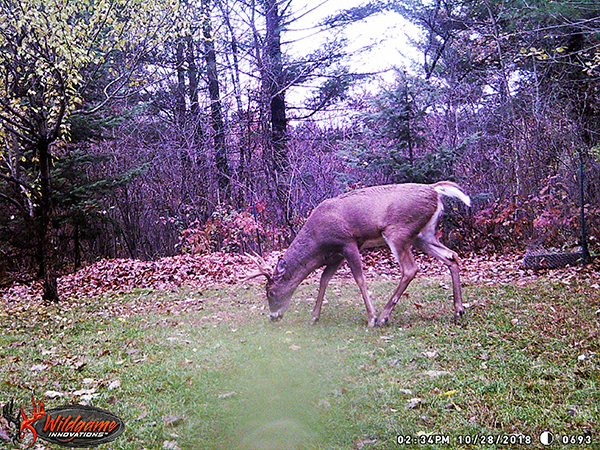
468, 179, 599, 254
177, 205, 264, 254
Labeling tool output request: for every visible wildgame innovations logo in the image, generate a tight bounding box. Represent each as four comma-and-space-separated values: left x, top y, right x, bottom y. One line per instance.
2, 396, 125, 448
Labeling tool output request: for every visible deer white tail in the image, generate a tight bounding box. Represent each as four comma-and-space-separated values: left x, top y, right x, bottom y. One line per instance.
434, 181, 471, 207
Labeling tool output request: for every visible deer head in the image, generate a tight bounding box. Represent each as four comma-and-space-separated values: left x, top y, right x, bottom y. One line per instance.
243, 252, 312, 321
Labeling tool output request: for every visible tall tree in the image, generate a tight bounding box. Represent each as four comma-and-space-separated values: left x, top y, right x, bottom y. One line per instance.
0, 0, 178, 299
248, 0, 388, 228
257, 0, 290, 226
202, 0, 229, 196
393, 0, 599, 254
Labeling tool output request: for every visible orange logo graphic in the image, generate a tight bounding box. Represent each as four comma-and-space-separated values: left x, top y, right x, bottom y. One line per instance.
19, 396, 46, 448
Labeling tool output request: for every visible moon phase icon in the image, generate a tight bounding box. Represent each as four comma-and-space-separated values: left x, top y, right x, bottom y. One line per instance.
540, 431, 554, 446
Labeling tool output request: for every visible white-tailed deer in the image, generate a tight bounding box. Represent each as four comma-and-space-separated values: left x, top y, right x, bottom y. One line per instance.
245, 181, 471, 327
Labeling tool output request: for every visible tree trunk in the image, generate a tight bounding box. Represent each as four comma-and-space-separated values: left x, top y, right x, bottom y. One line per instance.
74, 222, 81, 270
36, 138, 59, 302
218, 0, 244, 113
202, 0, 229, 197
263, 0, 291, 229
175, 41, 187, 129
187, 35, 201, 138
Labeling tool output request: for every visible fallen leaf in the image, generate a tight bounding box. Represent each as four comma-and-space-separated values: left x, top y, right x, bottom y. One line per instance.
163, 415, 184, 427
422, 370, 451, 377
72, 388, 96, 396
71, 361, 87, 371
163, 440, 181, 450
353, 437, 378, 449
79, 393, 100, 402
44, 390, 64, 399
217, 391, 236, 399
107, 379, 121, 390
406, 398, 423, 409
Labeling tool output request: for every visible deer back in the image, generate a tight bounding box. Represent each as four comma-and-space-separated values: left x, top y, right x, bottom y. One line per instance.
305, 184, 439, 247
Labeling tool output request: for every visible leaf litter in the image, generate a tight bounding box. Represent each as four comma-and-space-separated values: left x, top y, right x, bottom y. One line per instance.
0, 251, 598, 327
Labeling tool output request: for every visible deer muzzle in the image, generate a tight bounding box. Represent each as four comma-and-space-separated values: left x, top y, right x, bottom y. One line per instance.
269, 311, 284, 322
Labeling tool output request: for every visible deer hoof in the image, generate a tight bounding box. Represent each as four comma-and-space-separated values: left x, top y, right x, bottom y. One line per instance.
453, 309, 466, 325
376, 316, 389, 327
310, 316, 319, 325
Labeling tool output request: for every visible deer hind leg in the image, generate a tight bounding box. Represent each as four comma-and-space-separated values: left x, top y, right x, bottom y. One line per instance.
343, 242, 377, 327
311, 256, 344, 324
377, 237, 418, 326
414, 235, 465, 321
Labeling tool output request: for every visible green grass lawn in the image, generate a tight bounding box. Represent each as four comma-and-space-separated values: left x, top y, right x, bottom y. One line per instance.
1, 275, 599, 449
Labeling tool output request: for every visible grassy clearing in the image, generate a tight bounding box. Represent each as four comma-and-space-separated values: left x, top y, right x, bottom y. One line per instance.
1, 275, 599, 449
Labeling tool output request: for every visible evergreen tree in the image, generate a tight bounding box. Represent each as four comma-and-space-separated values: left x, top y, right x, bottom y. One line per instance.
0, 0, 178, 299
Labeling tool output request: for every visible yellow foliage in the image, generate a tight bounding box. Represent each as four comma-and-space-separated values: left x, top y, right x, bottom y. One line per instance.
0, 0, 180, 145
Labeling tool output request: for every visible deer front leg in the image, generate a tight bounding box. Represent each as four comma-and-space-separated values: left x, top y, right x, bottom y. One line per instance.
343, 243, 377, 327
311, 257, 344, 324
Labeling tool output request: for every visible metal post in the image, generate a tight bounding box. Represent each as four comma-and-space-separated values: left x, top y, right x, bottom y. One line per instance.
252, 199, 263, 256
579, 149, 591, 265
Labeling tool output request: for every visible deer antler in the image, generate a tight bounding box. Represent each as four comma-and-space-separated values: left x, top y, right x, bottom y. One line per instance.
241, 252, 273, 282
3, 399, 22, 443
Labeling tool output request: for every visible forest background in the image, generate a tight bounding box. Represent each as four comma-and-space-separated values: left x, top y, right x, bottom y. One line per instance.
1, 0, 599, 301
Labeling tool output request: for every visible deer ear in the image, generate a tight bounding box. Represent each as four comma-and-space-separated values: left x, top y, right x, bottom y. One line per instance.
275, 258, 287, 276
